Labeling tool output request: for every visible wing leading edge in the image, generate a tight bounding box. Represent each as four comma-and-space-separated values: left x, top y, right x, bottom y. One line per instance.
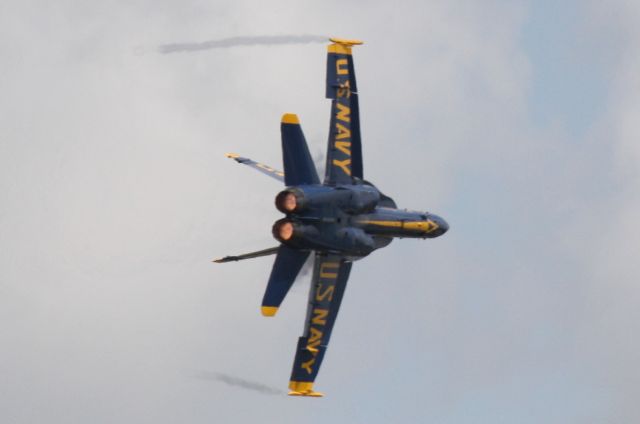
288, 252, 352, 397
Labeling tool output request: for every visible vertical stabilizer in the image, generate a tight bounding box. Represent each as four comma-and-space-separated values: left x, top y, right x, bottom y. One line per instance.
281, 114, 320, 186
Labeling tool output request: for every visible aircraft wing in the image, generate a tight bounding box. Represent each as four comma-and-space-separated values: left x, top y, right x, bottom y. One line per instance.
225, 153, 284, 183
324, 38, 363, 185
288, 252, 352, 396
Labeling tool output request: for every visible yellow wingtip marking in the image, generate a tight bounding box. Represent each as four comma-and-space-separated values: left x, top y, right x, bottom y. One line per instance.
289, 381, 313, 391
288, 391, 324, 397
225, 152, 240, 159
329, 37, 363, 45
327, 44, 351, 55
288, 381, 323, 396
261, 306, 278, 317
328, 38, 363, 54
281, 113, 299, 124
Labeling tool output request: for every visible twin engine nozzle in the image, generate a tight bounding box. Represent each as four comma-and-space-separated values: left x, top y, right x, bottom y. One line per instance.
272, 218, 318, 244
275, 185, 380, 215
272, 185, 383, 252
273, 189, 311, 245
275, 188, 305, 214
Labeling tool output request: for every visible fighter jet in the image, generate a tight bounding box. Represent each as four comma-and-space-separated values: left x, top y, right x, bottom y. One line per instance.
216, 38, 448, 397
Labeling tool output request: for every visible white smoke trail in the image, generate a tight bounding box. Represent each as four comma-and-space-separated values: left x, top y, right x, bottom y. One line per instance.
158, 34, 327, 54
195, 371, 286, 396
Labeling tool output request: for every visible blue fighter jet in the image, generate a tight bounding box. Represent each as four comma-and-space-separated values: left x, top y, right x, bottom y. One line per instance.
216, 38, 448, 397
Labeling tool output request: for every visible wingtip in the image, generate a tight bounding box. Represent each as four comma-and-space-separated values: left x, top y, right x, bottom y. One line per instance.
281, 113, 299, 124
327, 39, 362, 54
288, 391, 324, 397
288, 381, 324, 397
261, 306, 278, 317
329, 37, 363, 46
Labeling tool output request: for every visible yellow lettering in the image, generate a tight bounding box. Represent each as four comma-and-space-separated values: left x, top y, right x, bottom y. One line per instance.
336, 58, 348, 75
315, 284, 334, 302
333, 158, 351, 176
309, 327, 322, 344
320, 262, 339, 278
335, 122, 351, 140
311, 308, 328, 325
336, 103, 350, 123
306, 326, 324, 352
337, 81, 351, 98
307, 339, 321, 352
301, 358, 315, 374
335, 141, 351, 156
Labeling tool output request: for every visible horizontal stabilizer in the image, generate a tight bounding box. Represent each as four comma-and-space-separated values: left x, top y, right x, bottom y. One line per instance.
213, 247, 279, 263
225, 153, 284, 183
262, 245, 310, 316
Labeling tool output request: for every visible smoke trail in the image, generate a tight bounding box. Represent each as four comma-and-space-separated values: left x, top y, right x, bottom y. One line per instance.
195, 371, 286, 396
159, 34, 327, 54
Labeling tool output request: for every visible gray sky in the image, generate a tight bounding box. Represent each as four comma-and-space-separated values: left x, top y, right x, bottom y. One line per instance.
1, 0, 639, 422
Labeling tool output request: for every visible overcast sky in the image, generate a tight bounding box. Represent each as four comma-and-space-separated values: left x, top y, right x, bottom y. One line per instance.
1, 1, 639, 422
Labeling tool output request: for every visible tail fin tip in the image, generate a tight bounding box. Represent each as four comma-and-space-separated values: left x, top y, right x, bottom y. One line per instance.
282, 113, 299, 124
261, 306, 279, 317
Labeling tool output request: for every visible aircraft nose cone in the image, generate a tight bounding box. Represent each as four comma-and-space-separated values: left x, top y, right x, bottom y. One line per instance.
438, 217, 449, 234
431, 214, 449, 236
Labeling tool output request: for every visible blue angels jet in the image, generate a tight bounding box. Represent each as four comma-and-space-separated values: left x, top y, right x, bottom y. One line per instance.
216, 38, 448, 397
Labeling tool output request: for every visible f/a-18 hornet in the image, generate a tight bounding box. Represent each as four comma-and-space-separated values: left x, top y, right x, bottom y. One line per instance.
216, 38, 448, 397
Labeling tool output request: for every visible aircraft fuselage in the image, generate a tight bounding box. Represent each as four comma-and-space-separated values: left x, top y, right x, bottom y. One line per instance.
272, 182, 448, 257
